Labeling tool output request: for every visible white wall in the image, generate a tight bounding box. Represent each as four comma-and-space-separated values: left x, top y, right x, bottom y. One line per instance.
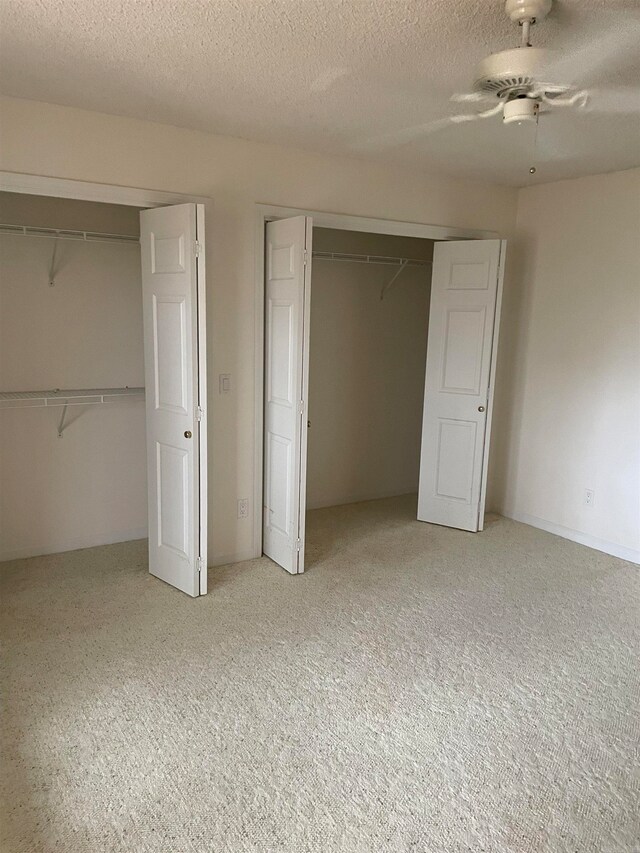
307, 228, 432, 509
0, 193, 147, 560
0, 96, 518, 565
492, 168, 640, 563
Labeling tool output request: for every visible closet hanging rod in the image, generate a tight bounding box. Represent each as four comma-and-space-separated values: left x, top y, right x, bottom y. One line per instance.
312, 251, 431, 267
0, 223, 139, 246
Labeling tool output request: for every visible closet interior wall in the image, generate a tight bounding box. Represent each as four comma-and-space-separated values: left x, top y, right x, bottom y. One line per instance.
307, 228, 434, 510
0, 192, 147, 561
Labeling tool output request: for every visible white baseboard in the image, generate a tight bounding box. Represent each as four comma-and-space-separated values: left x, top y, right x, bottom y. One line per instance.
210, 548, 259, 568
501, 508, 640, 565
307, 488, 417, 512
2, 536, 261, 570
0, 528, 148, 563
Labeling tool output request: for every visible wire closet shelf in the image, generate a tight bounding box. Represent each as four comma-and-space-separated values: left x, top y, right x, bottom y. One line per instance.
0, 389, 146, 437
0, 226, 145, 434
312, 251, 431, 267
0, 223, 139, 245
313, 251, 432, 300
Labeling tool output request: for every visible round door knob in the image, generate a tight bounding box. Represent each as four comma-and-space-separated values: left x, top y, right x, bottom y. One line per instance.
478, 406, 485, 413
184, 430, 192, 438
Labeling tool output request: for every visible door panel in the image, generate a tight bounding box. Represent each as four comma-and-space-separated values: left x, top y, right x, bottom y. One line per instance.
268, 301, 295, 404
266, 433, 292, 535
418, 239, 505, 532
141, 203, 206, 596
441, 307, 486, 393
153, 295, 189, 412
263, 216, 312, 574
435, 419, 477, 501
157, 442, 189, 555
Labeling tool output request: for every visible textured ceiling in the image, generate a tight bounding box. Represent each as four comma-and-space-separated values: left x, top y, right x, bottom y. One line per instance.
1, 0, 638, 186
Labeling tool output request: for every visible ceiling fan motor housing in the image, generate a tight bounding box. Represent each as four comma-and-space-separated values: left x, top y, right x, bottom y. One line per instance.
474, 47, 548, 97
504, 0, 552, 24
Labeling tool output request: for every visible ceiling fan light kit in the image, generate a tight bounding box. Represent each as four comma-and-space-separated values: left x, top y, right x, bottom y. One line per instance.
503, 97, 539, 124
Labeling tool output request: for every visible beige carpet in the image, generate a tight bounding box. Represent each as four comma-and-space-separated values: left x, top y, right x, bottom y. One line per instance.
1, 495, 639, 853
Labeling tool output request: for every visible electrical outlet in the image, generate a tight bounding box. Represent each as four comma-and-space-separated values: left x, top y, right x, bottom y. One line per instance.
584, 489, 595, 507
237, 498, 249, 519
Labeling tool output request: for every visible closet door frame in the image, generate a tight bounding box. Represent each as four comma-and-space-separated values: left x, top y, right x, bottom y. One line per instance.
0, 171, 211, 596
254, 203, 499, 562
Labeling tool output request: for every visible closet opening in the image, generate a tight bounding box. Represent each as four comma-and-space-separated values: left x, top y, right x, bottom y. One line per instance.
260, 209, 505, 575
0, 188, 208, 596
306, 227, 434, 520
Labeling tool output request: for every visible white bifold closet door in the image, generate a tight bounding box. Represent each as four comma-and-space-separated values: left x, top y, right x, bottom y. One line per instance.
418, 239, 505, 532
140, 203, 207, 597
263, 216, 313, 574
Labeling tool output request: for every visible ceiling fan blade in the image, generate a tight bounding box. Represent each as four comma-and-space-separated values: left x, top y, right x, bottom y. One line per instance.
452, 103, 504, 123
354, 103, 506, 152
354, 117, 457, 151
451, 92, 491, 104
583, 87, 640, 115
538, 12, 640, 89
309, 67, 351, 93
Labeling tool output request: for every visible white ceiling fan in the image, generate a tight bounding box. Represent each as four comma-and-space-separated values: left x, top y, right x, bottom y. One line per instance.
450, 0, 587, 127
361, 0, 640, 150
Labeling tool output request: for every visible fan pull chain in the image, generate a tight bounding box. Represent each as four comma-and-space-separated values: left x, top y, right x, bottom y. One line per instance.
529, 113, 539, 177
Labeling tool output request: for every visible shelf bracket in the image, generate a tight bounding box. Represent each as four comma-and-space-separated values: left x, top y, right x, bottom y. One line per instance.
57, 404, 69, 438
380, 259, 408, 301
49, 238, 59, 287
